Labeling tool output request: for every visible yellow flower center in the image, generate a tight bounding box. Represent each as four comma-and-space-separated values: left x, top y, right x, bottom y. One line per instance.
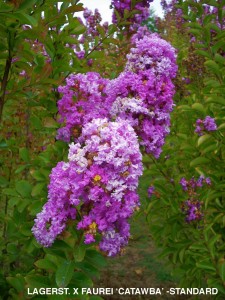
89, 222, 97, 231
86, 222, 97, 234
93, 174, 101, 182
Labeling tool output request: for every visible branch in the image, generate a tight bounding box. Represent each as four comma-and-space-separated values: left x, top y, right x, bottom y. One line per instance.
0, 56, 12, 123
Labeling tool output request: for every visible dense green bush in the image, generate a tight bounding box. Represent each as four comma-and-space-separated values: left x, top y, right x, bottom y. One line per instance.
0, 1, 128, 298
145, 0, 225, 297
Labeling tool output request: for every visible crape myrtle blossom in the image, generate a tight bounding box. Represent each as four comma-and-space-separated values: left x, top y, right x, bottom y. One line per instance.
57, 72, 111, 142
125, 33, 177, 79
107, 33, 177, 157
107, 70, 175, 157
33, 119, 143, 256
111, 0, 153, 31
180, 176, 211, 223
195, 116, 217, 136
57, 32, 177, 159
33, 27, 177, 256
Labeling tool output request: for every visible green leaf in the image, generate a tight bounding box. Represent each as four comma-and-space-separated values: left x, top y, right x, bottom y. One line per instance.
206, 96, 225, 105
189, 243, 207, 252
64, 4, 84, 14
15, 180, 32, 197
0, 139, 8, 148
215, 53, 225, 65
88, 51, 104, 59
212, 40, 225, 54
177, 105, 192, 112
15, 165, 29, 174
35, 258, 57, 271
191, 103, 205, 113
218, 260, 225, 282
19, 12, 38, 27
6, 276, 25, 292
204, 79, 221, 88
31, 182, 46, 197
17, 0, 37, 11
190, 157, 210, 167
76, 261, 99, 278
195, 50, 211, 59
3, 188, 18, 197
31, 170, 46, 181
71, 24, 86, 35
56, 260, 75, 288
43, 117, 58, 128
218, 123, 225, 130
202, 143, 217, 154
196, 261, 216, 272
74, 244, 86, 262
197, 134, 212, 147
204, 60, 220, 74
28, 200, 43, 215
71, 271, 93, 288
85, 250, 107, 269
207, 278, 225, 294
208, 235, 221, 259
2, 12, 38, 27
19, 147, 30, 162
25, 275, 50, 289
0, 2, 13, 12
0, 176, 9, 187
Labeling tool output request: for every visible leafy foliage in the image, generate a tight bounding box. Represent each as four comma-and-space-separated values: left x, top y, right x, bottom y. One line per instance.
0, 0, 133, 297
145, 0, 225, 298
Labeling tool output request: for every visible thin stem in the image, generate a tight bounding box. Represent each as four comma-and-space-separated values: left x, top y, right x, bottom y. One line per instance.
0, 56, 12, 123
0, 28, 15, 123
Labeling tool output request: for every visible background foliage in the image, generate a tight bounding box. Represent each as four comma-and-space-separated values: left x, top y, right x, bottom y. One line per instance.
0, 0, 128, 298
145, 0, 225, 298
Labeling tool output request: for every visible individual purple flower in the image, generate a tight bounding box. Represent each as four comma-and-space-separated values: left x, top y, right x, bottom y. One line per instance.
205, 177, 211, 185
180, 177, 188, 191
84, 233, 95, 244
196, 175, 205, 187
180, 175, 211, 223
76, 50, 85, 59
147, 185, 155, 198
203, 116, 217, 131
195, 116, 217, 136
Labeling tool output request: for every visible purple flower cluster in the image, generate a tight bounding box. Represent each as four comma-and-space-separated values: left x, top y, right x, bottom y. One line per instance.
108, 32, 177, 157
180, 175, 211, 223
195, 116, 217, 136
82, 8, 105, 37
73, 8, 109, 60
111, 0, 152, 30
57, 31, 177, 158
33, 28, 177, 256
33, 119, 142, 255
181, 200, 203, 223
57, 72, 110, 143
125, 32, 177, 79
